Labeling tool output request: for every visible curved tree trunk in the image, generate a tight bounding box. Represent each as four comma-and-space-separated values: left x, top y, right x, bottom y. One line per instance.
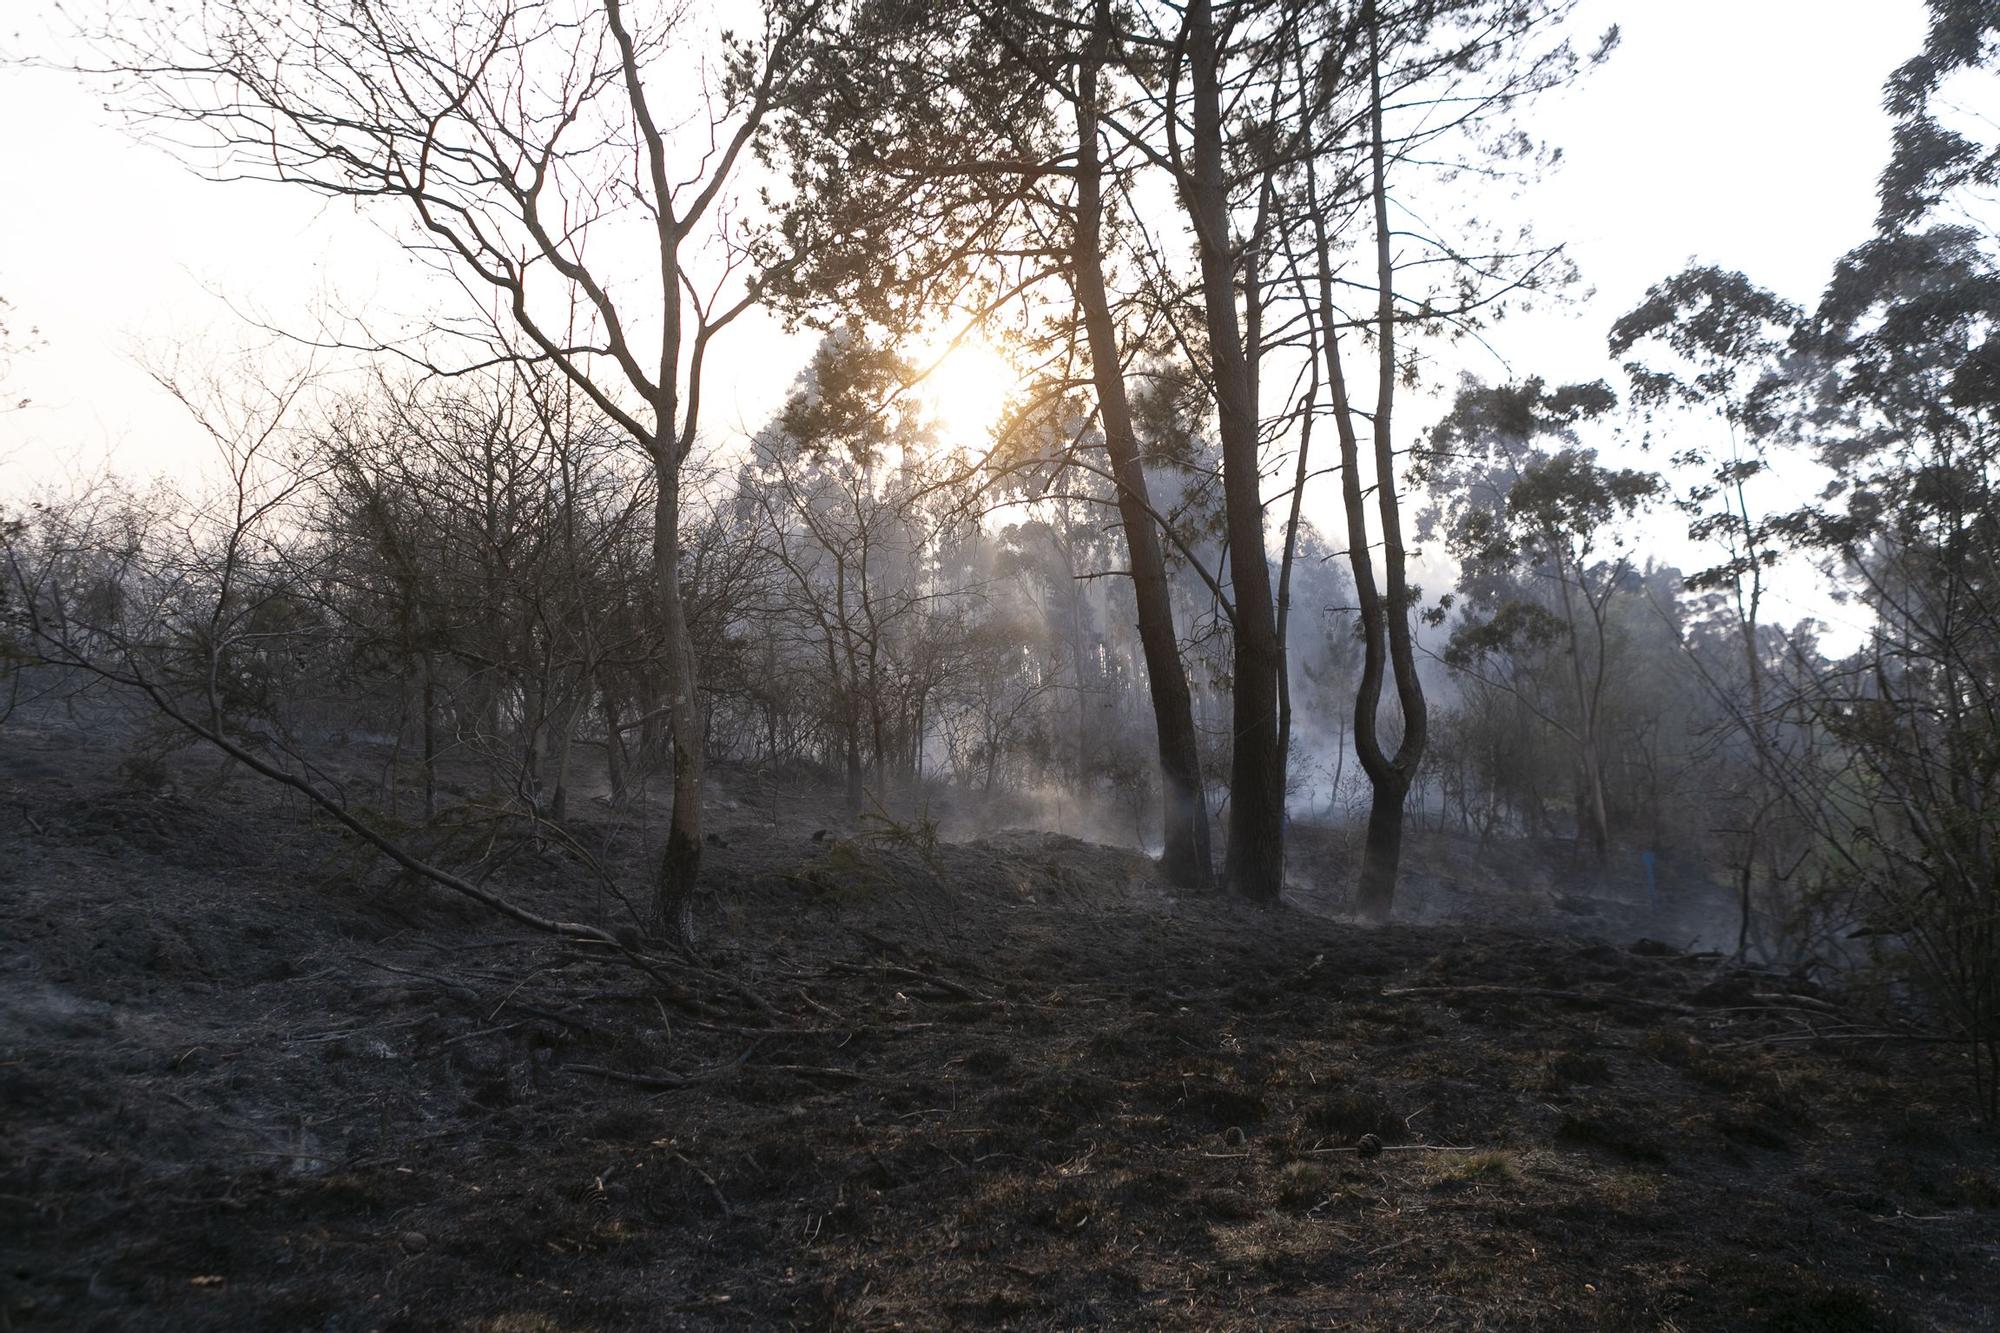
1358, 768, 1412, 914
1308, 2, 1428, 921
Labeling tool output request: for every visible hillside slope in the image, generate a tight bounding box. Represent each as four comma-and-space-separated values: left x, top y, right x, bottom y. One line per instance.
2, 718, 1995, 1331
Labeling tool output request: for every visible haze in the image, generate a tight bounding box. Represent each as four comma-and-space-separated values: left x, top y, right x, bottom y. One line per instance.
4, 3, 1998, 1326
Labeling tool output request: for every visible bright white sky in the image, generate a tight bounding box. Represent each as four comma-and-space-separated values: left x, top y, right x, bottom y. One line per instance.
0, 0, 1931, 593
1467, 0, 1928, 378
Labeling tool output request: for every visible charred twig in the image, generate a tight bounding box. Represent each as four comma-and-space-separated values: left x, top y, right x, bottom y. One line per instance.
569, 938, 789, 1024
671, 1151, 732, 1218
828, 959, 996, 1004
749, 1062, 903, 1085
1303, 1143, 1482, 1155
499, 1001, 616, 1038
1711, 1030, 1957, 1050
354, 957, 482, 1001
437, 1021, 532, 1048
796, 987, 847, 1021
1381, 985, 1700, 1016
567, 1063, 700, 1091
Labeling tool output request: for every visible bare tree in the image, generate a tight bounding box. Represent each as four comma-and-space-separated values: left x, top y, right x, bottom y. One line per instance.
76, 0, 821, 939
305, 367, 653, 824
1, 364, 653, 949
0, 292, 36, 415
1267, 0, 1600, 914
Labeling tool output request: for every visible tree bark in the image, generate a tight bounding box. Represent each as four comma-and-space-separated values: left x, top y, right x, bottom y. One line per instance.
1184, 0, 1284, 903
1357, 3, 1428, 917
1082, 2, 1232, 889
421, 659, 438, 821
1552, 557, 1611, 858
654, 447, 702, 944
1357, 768, 1412, 914
602, 681, 628, 808
1310, 1, 1428, 921
1071, 130, 1215, 888
550, 688, 585, 827
844, 709, 865, 815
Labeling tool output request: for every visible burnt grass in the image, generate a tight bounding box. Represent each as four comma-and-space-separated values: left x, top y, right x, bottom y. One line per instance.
4, 721, 1998, 1331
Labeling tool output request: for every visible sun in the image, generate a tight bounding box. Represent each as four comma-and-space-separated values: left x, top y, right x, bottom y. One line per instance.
918, 341, 1016, 446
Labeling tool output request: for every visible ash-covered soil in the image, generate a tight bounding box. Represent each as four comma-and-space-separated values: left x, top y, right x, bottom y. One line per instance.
3, 717, 1996, 1331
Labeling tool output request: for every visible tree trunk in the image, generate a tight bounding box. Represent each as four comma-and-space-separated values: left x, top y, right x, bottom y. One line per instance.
421, 660, 438, 821
550, 690, 582, 826
870, 700, 889, 803
844, 704, 865, 816
1356, 770, 1410, 916
383, 672, 409, 815
602, 683, 628, 808
639, 684, 666, 773
1577, 739, 1611, 858
1311, 2, 1426, 921
1359, 5, 1428, 916
1185, 0, 1283, 903
654, 449, 702, 945
1736, 829, 1758, 959
1553, 563, 1611, 859
521, 676, 546, 811
1275, 379, 1316, 827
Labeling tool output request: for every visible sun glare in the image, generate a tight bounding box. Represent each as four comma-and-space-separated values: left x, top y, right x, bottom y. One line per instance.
919, 343, 1016, 447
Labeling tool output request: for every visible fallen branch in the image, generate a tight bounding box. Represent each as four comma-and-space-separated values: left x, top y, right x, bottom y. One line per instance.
565, 1056, 898, 1090
1381, 985, 1700, 1016
28, 638, 716, 1000
1711, 1030, 1957, 1050
355, 957, 482, 1000
828, 959, 995, 1004
751, 1062, 902, 1085
1302, 1143, 1483, 1155
567, 1063, 699, 1091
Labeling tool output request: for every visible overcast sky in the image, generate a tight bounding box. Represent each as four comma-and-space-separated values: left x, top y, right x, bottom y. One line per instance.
0, 0, 1931, 523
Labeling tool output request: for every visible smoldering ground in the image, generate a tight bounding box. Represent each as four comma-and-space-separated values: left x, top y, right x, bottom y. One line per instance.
4, 704, 1994, 1331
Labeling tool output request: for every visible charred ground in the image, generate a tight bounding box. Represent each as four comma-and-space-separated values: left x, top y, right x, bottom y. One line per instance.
3, 716, 1996, 1331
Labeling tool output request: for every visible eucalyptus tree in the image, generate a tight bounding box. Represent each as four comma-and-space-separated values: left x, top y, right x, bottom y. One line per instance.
1875, 0, 1999, 235
1609, 267, 1810, 951
1795, 223, 2000, 1113
1423, 378, 1660, 859
1781, 0, 2000, 1114
740, 332, 984, 811
1587, 0, 2000, 1096
1611, 268, 1800, 740
74, 0, 825, 940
